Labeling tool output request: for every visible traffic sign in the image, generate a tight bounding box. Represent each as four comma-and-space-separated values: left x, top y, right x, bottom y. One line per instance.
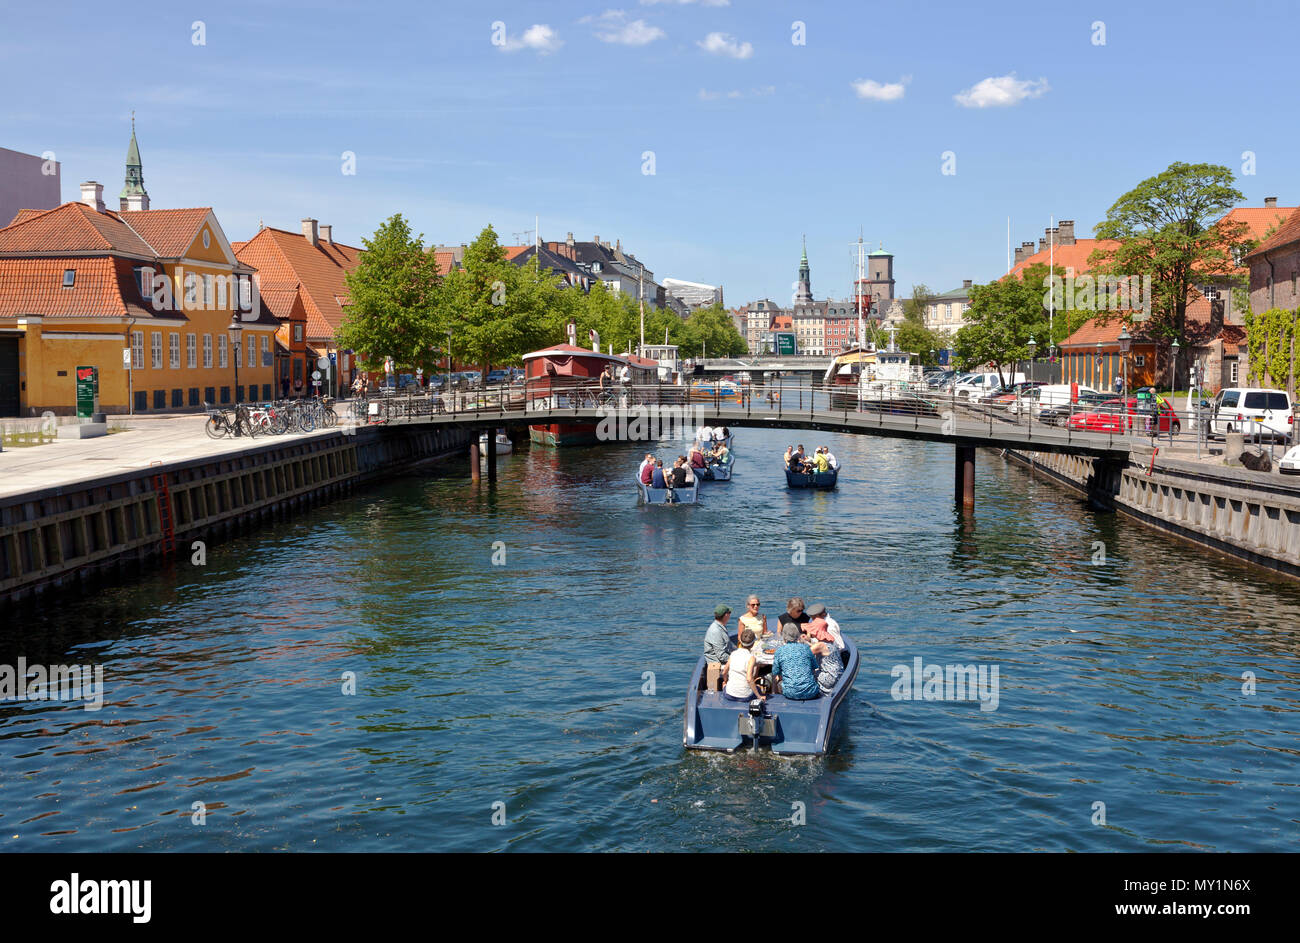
311, 370, 322, 380
123, 348, 132, 368
317, 356, 330, 370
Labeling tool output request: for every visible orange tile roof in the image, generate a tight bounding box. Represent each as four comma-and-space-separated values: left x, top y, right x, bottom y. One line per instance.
0, 256, 158, 320
233, 226, 362, 341
0, 201, 156, 258
1222, 205, 1296, 242
1246, 205, 1300, 259
259, 284, 307, 323
1007, 238, 1118, 279
1060, 291, 1237, 350
120, 208, 212, 257
503, 245, 530, 261
432, 250, 457, 276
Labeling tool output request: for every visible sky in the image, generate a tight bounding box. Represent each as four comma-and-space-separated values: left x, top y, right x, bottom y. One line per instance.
4, 0, 1299, 306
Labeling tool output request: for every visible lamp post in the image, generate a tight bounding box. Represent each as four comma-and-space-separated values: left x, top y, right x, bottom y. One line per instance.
1026, 336, 1036, 382
1095, 340, 1103, 390
228, 315, 244, 405
1170, 338, 1180, 393
445, 330, 453, 393
1118, 327, 1131, 401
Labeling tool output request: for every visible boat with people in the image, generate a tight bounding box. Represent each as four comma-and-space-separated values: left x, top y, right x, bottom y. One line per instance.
635, 454, 700, 504
684, 601, 860, 755
783, 444, 839, 489
689, 428, 734, 481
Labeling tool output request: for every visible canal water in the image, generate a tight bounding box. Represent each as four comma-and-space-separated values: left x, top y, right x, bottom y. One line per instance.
2, 427, 1299, 851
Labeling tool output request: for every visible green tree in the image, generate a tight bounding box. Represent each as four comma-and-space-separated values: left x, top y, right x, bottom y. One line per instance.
903, 285, 936, 325
439, 226, 566, 381
676, 303, 747, 357
335, 214, 442, 373
1090, 162, 1247, 360
894, 321, 944, 365
953, 264, 1061, 383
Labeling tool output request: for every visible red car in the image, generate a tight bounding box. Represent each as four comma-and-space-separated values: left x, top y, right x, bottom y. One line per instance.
1066, 397, 1181, 434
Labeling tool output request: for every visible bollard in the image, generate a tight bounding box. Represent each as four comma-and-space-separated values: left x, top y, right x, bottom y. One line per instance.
470, 442, 481, 481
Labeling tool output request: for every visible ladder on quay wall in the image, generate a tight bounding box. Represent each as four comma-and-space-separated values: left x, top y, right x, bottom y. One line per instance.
151, 464, 176, 559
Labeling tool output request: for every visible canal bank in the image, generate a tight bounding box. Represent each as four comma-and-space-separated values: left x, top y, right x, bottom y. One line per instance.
0, 421, 476, 606
1006, 445, 1300, 579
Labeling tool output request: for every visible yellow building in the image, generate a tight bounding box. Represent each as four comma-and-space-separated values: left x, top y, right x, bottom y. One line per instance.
0, 126, 277, 415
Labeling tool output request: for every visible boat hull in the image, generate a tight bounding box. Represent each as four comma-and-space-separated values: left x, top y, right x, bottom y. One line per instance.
636, 481, 699, 504
696, 460, 733, 481
785, 466, 839, 489
683, 636, 859, 755
529, 423, 599, 447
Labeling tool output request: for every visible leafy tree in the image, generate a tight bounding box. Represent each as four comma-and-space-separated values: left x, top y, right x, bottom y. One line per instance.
894, 321, 944, 365
903, 285, 936, 326
676, 303, 747, 357
953, 264, 1069, 382
336, 214, 442, 373
1090, 162, 1247, 370
439, 226, 566, 381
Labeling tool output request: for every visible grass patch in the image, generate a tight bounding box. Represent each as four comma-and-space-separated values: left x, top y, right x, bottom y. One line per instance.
1, 419, 57, 448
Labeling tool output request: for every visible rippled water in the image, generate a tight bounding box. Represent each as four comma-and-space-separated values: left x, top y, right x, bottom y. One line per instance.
2, 427, 1299, 851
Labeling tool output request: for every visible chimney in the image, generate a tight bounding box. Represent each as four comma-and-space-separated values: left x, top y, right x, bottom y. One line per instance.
962, 279, 973, 290
302, 218, 318, 246
1013, 246, 1024, 265
566, 232, 574, 246
79, 181, 105, 213
594, 235, 600, 245
1022, 241, 1036, 259
1038, 236, 1048, 253
1057, 220, 1075, 245
1265, 196, 1278, 208
319, 224, 332, 244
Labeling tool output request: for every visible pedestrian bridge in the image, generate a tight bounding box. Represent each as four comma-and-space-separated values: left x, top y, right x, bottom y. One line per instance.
355, 382, 1138, 508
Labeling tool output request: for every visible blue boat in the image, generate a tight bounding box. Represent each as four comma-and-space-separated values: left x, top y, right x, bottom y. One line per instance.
637, 479, 699, 504
683, 635, 860, 755
785, 465, 840, 489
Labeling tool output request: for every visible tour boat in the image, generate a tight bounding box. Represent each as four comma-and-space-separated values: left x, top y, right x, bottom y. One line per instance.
855, 350, 937, 416
688, 379, 742, 403
785, 464, 840, 489
695, 454, 733, 481
636, 479, 699, 504
522, 342, 656, 447
824, 346, 876, 409
683, 633, 860, 755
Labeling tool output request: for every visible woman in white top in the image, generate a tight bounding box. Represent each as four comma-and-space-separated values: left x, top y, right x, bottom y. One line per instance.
722, 629, 762, 700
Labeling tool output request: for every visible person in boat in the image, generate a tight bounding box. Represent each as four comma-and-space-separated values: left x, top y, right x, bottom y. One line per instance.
777, 597, 810, 639
783, 445, 794, 468
669, 458, 689, 489
722, 629, 763, 702
720, 426, 730, 441
738, 595, 772, 643
810, 638, 843, 696
652, 459, 668, 489
683, 460, 696, 487
822, 446, 839, 471
703, 604, 734, 692
689, 444, 707, 469
770, 623, 822, 700
599, 366, 613, 394
812, 448, 831, 473
803, 603, 835, 644
639, 453, 655, 485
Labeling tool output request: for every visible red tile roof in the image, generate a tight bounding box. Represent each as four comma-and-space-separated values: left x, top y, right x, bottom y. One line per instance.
0, 256, 158, 320
233, 226, 363, 341
0, 202, 156, 258
1007, 238, 1118, 279
120, 208, 212, 258
432, 250, 457, 276
1222, 205, 1296, 243
1246, 205, 1300, 259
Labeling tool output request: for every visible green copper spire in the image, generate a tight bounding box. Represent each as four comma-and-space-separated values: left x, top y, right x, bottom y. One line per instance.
120, 113, 148, 206
796, 235, 813, 303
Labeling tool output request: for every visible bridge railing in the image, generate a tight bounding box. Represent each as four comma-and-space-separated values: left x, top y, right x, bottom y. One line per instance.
336, 379, 1293, 457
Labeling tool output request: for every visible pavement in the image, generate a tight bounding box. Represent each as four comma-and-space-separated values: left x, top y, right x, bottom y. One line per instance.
0, 412, 345, 501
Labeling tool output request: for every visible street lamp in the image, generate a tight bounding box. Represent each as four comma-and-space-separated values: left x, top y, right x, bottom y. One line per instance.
1026, 336, 1036, 381
1118, 326, 1131, 402
228, 315, 244, 404
1095, 340, 1103, 390
446, 330, 453, 392
1170, 338, 1180, 392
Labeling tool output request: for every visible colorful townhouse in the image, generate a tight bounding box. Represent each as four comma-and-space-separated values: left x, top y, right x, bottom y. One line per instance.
0, 126, 277, 415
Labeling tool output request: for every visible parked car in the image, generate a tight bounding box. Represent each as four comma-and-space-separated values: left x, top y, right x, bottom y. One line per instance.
1035, 390, 1111, 425
1278, 444, 1300, 474
953, 372, 1026, 399
926, 369, 956, 390
1205, 388, 1294, 443
980, 380, 1045, 406
486, 369, 509, 386
1066, 396, 1181, 434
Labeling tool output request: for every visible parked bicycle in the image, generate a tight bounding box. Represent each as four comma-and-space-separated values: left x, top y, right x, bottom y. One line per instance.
204, 401, 252, 438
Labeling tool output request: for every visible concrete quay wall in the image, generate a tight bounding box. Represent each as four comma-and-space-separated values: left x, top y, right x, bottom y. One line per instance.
0, 424, 473, 606
1006, 448, 1300, 579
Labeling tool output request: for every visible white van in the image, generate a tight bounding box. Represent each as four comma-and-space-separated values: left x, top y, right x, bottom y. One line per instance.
1009, 383, 1099, 417
953, 371, 1026, 399
1208, 388, 1294, 442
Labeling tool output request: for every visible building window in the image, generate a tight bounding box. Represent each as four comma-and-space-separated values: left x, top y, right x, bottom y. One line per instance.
219, 335, 228, 368
293, 323, 303, 343
1230, 361, 1239, 383
131, 330, 144, 369
248, 336, 256, 370
203, 334, 213, 368
1134, 354, 1146, 367
62, 268, 75, 287
202, 229, 210, 249
151, 332, 162, 369
240, 276, 252, 309
184, 274, 198, 308
169, 332, 180, 368
203, 274, 213, 307
261, 335, 269, 366
187, 333, 197, 368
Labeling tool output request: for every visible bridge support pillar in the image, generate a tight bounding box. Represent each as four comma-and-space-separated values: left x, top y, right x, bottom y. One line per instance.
486, 430, 497, 483
955, 445, 975, 511
470, 442, 481, 482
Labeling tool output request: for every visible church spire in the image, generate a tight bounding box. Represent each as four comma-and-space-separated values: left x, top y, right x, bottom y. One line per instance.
795, 235, 813, 303
120, 113, 150, 212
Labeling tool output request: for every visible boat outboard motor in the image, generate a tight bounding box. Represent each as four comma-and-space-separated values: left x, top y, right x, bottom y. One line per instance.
739, 697, 776, 741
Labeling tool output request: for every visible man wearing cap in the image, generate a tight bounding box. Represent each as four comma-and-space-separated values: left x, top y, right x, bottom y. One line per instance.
703, 604, 734, 691
804, 603, 834, 644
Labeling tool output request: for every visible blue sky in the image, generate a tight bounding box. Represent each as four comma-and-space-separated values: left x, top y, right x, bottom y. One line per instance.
4, 0, 1298, 305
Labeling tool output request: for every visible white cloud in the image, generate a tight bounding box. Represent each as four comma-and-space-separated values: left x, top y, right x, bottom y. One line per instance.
584, 11, 665, 45
698, 85, 775, 101
954, 73, 1049, 108
501, 24, 563, 55
851, 77, 908, 102
697, 31, 753, 59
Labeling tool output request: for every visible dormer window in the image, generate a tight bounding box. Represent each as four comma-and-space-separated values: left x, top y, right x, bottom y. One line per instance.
62, 269, 75, 287
202, 229, 211, 249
